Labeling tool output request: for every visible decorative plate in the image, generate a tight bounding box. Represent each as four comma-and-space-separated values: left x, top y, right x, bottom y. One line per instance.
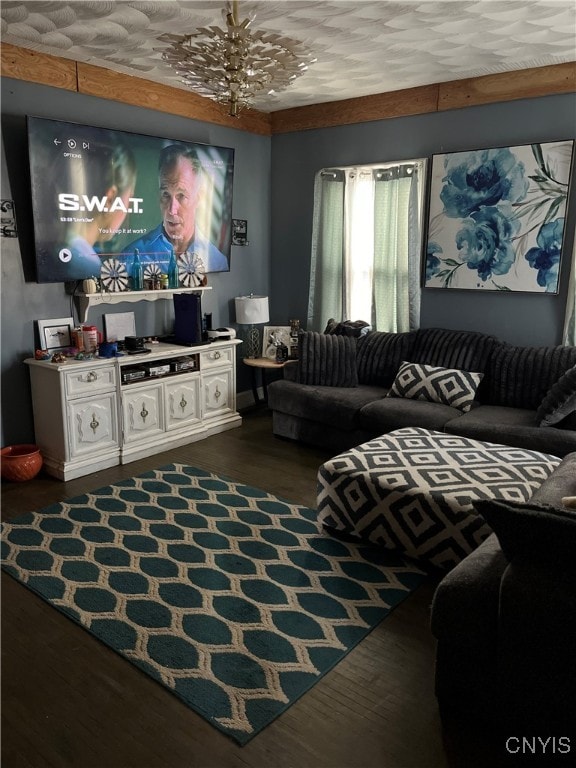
144, 263, 162, 280
177, 252, 206, 288
100, 258, 129, 292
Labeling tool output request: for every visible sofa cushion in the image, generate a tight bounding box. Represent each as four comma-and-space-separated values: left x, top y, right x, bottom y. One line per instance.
536, 364, 576, 427
411, 327, 496, 373
387, 361, 483, 412
445, 404, 576, 458
267, 380, 385, 430
356, 330, 416, 387
487, 342, 576, 410
271, 410, 373, 455
359, 396, 462, 433
297, 331, 358, 387
474, 497, 576, 568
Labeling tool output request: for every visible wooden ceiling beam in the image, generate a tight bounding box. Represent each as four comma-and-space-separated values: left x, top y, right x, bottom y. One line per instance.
438, 61, 576, 111
76, 62, 272, 136
2, 44, 574, 137
1, 43, 77, 91
271, 62, 576, 134
270, 84, 439, 134
1, 43, 272, 136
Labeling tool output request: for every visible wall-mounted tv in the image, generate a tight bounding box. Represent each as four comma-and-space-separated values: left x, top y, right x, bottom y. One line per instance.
27, 116, 235, 283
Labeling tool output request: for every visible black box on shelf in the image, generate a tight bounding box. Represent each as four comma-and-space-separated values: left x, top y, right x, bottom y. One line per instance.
170, 356, 198, 373
125, 336, 146, 353
121, 367, 147, 384
147, 363, 171, 377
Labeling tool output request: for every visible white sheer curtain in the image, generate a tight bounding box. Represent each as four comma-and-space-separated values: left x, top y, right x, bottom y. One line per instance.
563, 237, 576, 345
344, 169, 374, 321
373, 164, 423, 331
308, 159, 426, 332
307, 169, 345, 329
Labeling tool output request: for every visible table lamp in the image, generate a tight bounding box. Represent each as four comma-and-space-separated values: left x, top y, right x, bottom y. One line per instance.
235, 294, 269, 358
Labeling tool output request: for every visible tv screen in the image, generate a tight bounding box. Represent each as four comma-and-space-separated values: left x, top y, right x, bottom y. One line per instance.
26, 116, 235, 284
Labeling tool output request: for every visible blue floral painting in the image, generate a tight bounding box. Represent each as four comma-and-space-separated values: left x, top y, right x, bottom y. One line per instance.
425, 141, 574, 292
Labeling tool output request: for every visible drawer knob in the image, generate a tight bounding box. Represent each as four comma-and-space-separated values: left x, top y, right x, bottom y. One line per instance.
140, 404, 149, 422
213, 351, 221, 360
89, 413, 100, 434
86, 371, 98, 382
179, 395, 187, 411
214, 385, 221, 400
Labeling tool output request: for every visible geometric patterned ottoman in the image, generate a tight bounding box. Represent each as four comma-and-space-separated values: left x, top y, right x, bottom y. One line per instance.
317, 427, 561, 570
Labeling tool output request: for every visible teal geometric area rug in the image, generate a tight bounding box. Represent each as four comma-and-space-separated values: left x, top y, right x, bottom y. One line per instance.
1, 464, 427, 745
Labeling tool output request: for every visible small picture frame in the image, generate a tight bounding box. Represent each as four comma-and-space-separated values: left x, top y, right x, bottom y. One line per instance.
37, 317, 74, 351
232, 219, 248, 246
103, 311, 136, 342
262, 325, 291, 360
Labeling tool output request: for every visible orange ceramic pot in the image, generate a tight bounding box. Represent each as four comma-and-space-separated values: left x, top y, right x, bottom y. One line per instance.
1, 444, 43, 482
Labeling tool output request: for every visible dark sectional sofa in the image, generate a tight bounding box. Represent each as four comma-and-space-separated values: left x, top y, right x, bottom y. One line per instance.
269, 326, 576, 747
268, 327, 576, 458
431, 450, 576, 744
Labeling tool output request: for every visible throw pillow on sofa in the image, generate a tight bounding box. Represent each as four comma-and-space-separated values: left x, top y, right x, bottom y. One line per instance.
386, 361, 483, 412
536, 364, 576, 427
297, 331, 358, 387
324, 318, 371, 337
475, 498, 576, 567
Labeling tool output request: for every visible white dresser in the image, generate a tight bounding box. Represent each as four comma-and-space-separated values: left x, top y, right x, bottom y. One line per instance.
25, 340, 242, 480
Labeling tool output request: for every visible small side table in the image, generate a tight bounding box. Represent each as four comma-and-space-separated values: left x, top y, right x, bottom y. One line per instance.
242, 357, 286, 404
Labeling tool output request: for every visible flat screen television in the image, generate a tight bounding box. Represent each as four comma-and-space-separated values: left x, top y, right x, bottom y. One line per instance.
26, 116, 235, 283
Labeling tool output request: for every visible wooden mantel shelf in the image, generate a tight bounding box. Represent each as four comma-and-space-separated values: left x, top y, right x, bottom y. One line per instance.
75, 286, 212, 323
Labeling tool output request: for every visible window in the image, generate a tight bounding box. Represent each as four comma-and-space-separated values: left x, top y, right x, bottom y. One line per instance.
308, 159, 427, 332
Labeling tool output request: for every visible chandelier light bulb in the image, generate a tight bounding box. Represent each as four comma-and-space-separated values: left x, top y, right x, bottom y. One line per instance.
158, 0, 314, 117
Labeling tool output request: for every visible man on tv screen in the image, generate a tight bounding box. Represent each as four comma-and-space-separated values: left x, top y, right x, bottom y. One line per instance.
126, 144, 228, 274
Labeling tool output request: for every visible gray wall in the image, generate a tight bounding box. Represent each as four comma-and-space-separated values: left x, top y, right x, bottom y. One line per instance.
1, 78, 271, 446
2, 78, 575, 448
270, 93, 576, 345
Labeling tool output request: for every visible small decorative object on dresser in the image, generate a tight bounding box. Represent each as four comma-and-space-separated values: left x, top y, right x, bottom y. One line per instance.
37, 317, 74, 351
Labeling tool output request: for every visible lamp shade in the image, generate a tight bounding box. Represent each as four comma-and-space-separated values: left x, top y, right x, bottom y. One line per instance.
235, 295, 269, 325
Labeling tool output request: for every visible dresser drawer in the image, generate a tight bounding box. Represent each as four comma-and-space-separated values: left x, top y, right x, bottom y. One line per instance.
201, 346, 233, 370
64, 365, 117, 397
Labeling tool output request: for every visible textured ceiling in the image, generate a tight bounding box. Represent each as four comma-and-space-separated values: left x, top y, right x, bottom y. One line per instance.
1, 1, 575, 112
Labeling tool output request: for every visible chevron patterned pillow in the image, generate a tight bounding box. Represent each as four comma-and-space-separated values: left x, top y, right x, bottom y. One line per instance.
387, 361, 483, 412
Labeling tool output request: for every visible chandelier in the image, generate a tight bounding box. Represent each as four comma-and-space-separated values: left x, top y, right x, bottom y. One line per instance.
158, 1, 315, 117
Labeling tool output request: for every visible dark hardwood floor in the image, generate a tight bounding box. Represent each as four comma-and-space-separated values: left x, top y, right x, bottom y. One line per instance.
2, 408, 451, 768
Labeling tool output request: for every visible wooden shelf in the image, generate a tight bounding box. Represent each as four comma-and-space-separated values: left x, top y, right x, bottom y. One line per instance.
75, 286, 212, 323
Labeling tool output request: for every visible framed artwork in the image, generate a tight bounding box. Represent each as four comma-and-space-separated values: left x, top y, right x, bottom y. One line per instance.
262, 326, 291, 359
424, 140, 575, 293
37, 317, 74, 350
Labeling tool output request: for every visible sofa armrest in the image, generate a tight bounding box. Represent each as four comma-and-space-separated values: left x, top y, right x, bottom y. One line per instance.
498, 560, 576, 734
283, 360, 298, 382
430, 534, 509, 713
431, 534, 507, 639
530, 451, 576, 505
